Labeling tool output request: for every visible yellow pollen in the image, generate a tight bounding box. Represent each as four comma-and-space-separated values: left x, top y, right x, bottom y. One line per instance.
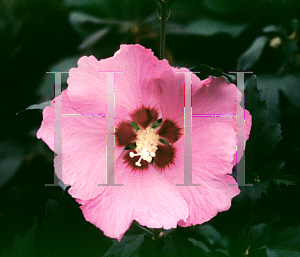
129, 127, 159, 166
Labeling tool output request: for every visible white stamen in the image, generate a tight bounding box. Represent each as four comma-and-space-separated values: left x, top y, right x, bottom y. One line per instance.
135, 156, 143, 166
129, 127, 159, 166
130, 152, 137, 158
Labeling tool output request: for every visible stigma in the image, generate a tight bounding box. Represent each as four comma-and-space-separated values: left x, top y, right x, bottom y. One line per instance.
129, 127, 159, 166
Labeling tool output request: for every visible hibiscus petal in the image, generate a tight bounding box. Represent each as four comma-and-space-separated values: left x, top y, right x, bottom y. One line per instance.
158, 67, 185, 128
192, 76, 252, 164
80, 152, 189, 241
66, 45, 172, 121
113, 45, 171, 120
160, 122, 240, 227
37, 91, 123, 200
67, 55, 108, 114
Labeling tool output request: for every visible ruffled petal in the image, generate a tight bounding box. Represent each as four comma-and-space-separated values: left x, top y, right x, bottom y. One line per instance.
66, 45, 172, 121
37, 91, 122, 200
114, 45, 171, 119
160, 122, 240, 226
67, 56, 108, 115
80, 152, 189, 241
192, 76, 252, 165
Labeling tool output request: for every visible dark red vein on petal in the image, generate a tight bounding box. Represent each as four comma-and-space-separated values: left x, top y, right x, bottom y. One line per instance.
115, 121, 137, 147
130, 105, 158, 129
153, 144, 176, 171
157, 119, 182, 143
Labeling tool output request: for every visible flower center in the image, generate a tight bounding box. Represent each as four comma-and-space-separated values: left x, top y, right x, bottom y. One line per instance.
129, 127, 159, 166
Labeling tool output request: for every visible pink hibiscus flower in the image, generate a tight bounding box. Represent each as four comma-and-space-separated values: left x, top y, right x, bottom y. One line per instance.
37, 44, 251, 240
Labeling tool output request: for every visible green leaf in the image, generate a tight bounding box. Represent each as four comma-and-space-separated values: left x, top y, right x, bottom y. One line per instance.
242, 75, 285, 199
259, 124, 283, 160
68, 11, 122, 37
262, 25, 286, 35
63, 0, 110, 17
188, 238, 210, 253
237, 36, 268, 71
272, 172, 298, 187
131, 121, 140, 131
187, 225, 230, 256
25, 101, 52, 110
266, 223, 300, 257
259, 160, 285, 181
2, 217, 38, 257
245, 75, 282, 164
151, 119, 162, 129
161, 237, 179, 257
125, 142, 137, 150
138, 237, 157, 257
196, 224, 222, 247
159, 139, 170, 145
202, 0, 246, 15
190, 64, 235, 83
244, 223, 300, 257
41, 189, 112, 257
237, 224, 269, 257
236, 222, 282, 256
243, 160, 286, 200
103, 235, 145, 257
16, 101, 52, 115
242, 181, 268, 201
257, 73, 300, 124
204, 250, 229, 257
0, 140, 24, 188
78, 27, 111, 51
251, 73, 300, 181
246, 123, 283, 175
65, 0, 154, 20
267, 249, 300, 257
186, 17, 248, 37
245, 75, 267, 132
171, 233, 205, 257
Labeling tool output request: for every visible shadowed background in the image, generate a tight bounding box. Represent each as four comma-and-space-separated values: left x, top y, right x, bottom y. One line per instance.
1, 0, 300, 256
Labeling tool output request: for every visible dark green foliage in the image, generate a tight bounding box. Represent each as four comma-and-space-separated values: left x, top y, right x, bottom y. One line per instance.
2, 0, 300, 256
39, 189, 113, 257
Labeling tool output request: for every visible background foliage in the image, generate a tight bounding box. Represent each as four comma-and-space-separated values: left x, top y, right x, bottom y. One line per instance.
1, 0, 300, 256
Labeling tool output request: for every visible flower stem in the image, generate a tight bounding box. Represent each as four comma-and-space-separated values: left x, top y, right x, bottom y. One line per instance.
159, 0, 168, 60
